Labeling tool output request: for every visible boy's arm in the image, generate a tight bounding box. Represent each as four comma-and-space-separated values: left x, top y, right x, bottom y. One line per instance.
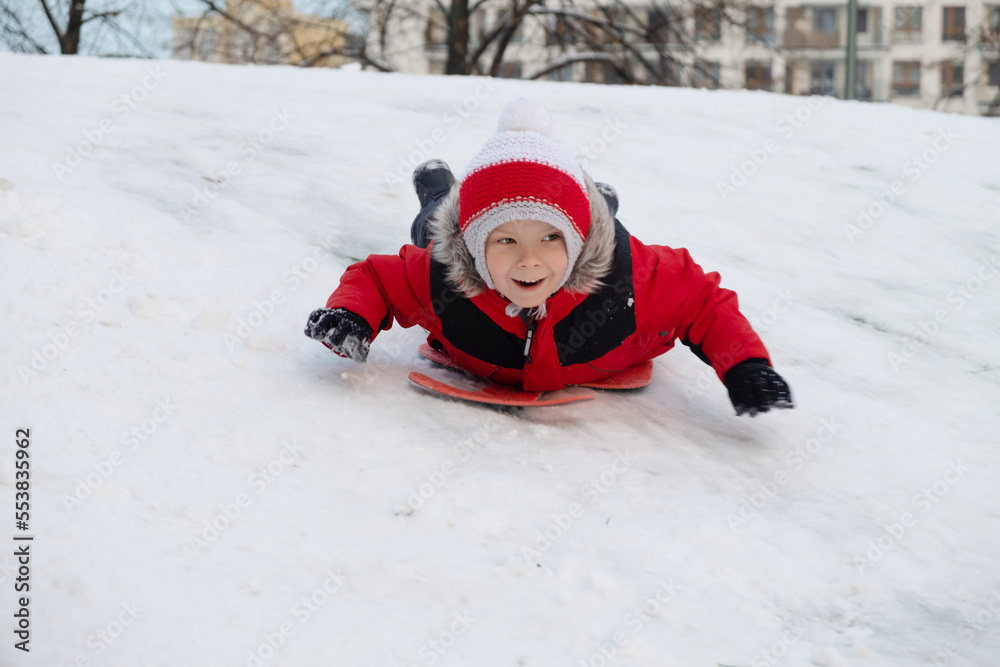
311, 245, 432, 349
632, 240, 769, 381
633, 239, 792, 416
632, 238, 771, 379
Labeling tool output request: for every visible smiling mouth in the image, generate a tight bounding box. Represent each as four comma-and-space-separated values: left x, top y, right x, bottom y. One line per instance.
513, 278, 544, 288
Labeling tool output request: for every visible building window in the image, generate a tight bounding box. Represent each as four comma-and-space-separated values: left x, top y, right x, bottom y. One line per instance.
659, 56, 683, 85
892, 6, 922, 43
546, 63, 574, 82
988, 5, 1000, 31
547, 15, 572, 47
786, 6, 800, 30
425, 7, 448, 48
747, 7, 775, 44
942, 7, 966, 42
941, 62, 964, 96
584, 61, 625, 84
745, 61, 773, 90
604, 63, 626, 84
857, 8, 868, 32
643, 55, 683, 85
692, 60, 720, 88
496, 9, 523, 44
695, 7, 722, 42
498, 62, 522, 79
648, 7, 683, 44
990, 61, 1000, 86
986, 60, 1000, 86
197, 28, 218, 61
814, 7, 837, 33
810, 60, 835, 94
892, 61, 921, 96
584, 6, 628, 45
647, 7, 668, 44
785, 61, 796, 94
601, 5, 629, 37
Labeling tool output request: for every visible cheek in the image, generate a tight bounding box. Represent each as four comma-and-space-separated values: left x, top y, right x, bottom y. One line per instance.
548, 245, 569, 277
485, 246, 509, 278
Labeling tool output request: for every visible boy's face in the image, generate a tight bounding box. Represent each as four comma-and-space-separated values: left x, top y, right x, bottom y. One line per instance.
485, 219, 568, 309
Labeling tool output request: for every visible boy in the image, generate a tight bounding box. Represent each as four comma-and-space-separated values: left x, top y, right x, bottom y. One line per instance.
305, 98, 793, 416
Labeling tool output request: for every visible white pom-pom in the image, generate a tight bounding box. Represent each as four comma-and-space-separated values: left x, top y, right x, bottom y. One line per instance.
496, 97, 553, 137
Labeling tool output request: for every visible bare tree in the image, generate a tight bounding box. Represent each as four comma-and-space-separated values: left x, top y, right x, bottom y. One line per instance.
44, 0, 123, 53
172, 0, 778, 87
365, 0, 776, 87
0, 0, 156, 56
974, 7, 999, 115
367, 0, 545, 75
526, 0, 696, 84
0, 2, 49, 52
178, 0, 541, 74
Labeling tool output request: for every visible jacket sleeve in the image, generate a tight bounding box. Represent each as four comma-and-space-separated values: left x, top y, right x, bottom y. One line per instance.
324, 244, 434, 341
632, 239, 770, 380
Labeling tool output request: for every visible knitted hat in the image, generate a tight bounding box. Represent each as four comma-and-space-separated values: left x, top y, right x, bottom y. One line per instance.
459, 98, 590, 292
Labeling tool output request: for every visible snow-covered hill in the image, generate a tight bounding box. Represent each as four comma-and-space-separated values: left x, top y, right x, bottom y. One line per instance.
2, 53, 999, 667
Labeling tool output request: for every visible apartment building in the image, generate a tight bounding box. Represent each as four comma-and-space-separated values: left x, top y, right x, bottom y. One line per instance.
172, 0, 351, 68
369, 1, 1000, 115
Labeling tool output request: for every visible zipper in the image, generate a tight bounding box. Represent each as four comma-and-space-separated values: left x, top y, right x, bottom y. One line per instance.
519, 310, 537, 364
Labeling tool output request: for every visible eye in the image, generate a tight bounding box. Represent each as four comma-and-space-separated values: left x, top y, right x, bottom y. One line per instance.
496, 237, 516, 245
543, 233, 562, 241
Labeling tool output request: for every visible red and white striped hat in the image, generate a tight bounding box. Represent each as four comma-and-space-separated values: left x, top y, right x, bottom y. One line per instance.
459, 98, 590, 292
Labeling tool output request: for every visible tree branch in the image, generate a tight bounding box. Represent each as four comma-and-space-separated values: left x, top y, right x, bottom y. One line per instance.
527, 51, 617, 79
196, 0, 266, 37
298, 45, 393, 71
82, 9, 123, 25
0, 2, 50, 53
37, 0, 64, 41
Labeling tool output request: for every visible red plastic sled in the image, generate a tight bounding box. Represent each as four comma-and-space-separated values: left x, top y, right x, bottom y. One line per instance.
408, 371, 596, 407
577, 360, 653, 390
411, 344, 653, 407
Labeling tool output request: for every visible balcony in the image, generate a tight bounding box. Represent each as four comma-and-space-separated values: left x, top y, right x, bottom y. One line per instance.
783, 6, 842, 49
783, 29, 841, 48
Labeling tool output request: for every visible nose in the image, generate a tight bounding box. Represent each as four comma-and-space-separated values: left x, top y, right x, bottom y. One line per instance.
517, 245, 541, 268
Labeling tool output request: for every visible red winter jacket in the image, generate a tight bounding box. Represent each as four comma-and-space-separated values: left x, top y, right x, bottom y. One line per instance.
325, 179, 770, 393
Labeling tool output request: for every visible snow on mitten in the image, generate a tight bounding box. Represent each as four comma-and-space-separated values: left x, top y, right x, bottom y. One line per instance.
304, 308, 373, 362
723, 358, 794, 417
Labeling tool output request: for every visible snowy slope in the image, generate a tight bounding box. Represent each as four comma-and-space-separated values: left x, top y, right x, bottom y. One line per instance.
2, 53, 1000, 667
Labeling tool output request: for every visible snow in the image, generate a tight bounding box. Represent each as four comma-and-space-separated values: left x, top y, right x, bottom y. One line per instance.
2, 52, 1000, 667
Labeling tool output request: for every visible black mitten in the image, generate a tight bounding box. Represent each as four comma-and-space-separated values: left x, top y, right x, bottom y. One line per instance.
304, 308, 373, 362
723, 358, 794, 417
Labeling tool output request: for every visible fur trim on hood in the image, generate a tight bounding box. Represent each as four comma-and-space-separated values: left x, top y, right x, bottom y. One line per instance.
427, 173, 617, 310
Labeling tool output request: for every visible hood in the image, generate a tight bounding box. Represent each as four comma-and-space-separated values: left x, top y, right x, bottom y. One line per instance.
427, 172, 617, 303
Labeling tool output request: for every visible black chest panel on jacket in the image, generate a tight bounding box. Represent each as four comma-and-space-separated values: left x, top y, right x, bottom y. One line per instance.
552, 220, 636, 365
428, 220, 636, 370
428, 263, 527, 369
